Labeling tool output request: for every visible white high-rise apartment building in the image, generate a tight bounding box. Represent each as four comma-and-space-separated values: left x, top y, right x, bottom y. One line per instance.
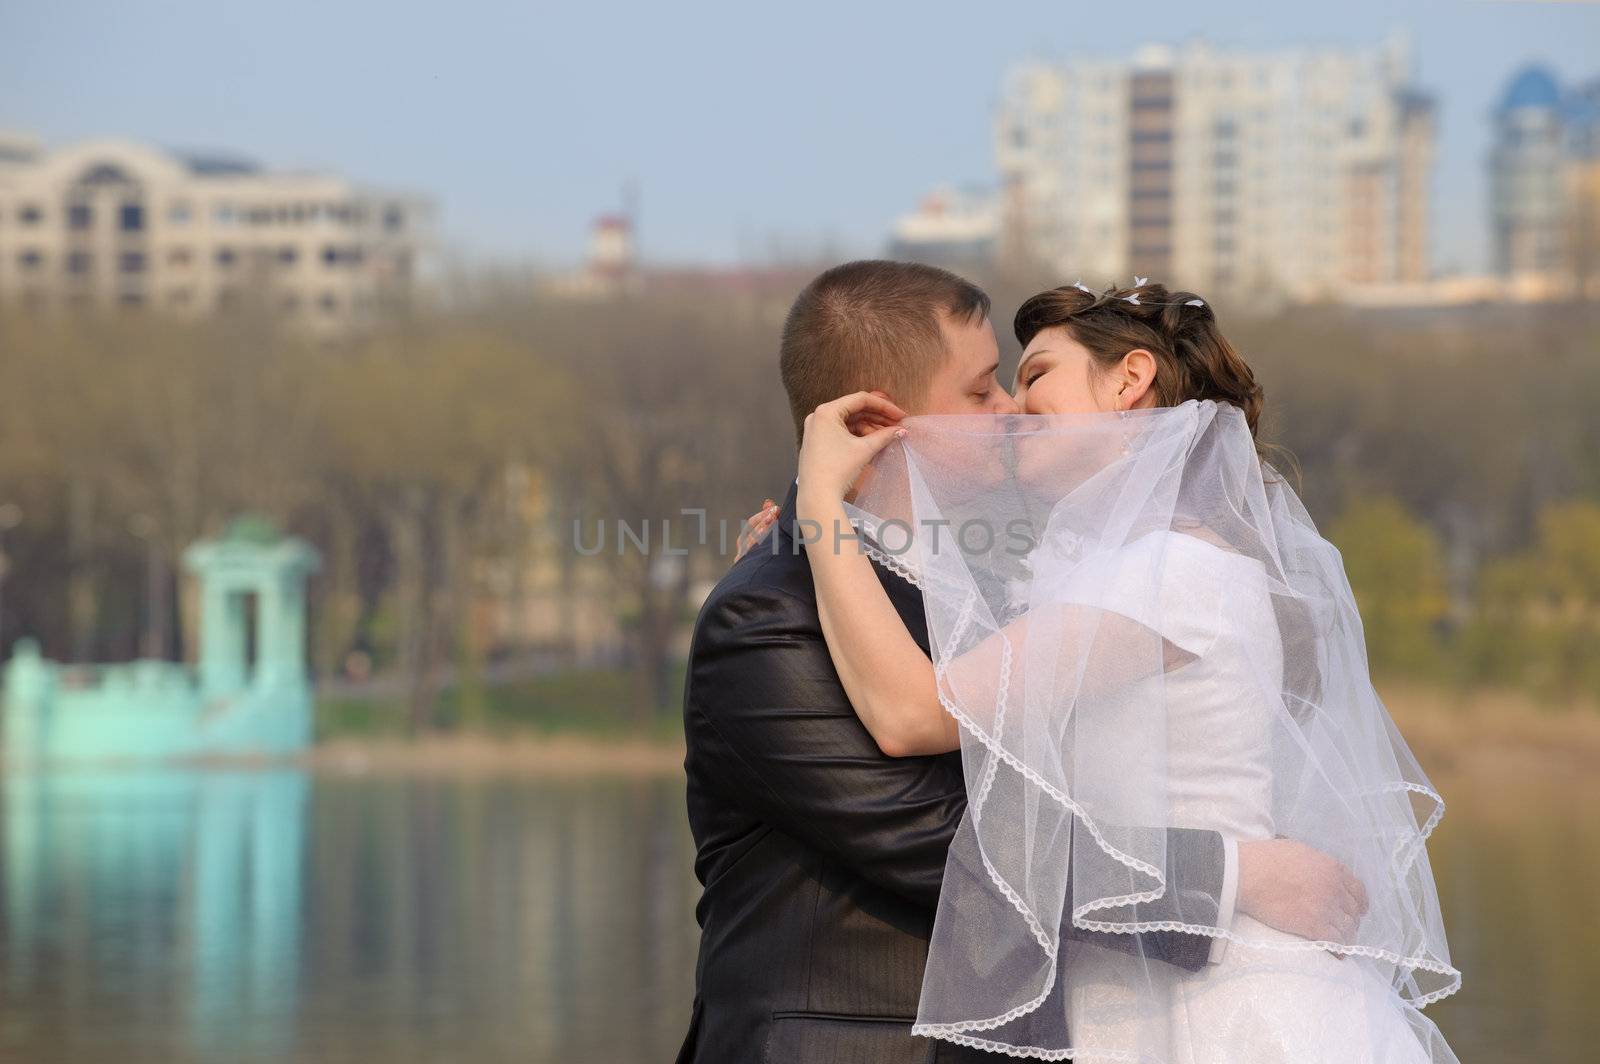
995, 38, 1434, 300
0, 132, 431, 330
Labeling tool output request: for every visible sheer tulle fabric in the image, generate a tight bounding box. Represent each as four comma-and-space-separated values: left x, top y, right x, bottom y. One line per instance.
843, 401, 1459, 1063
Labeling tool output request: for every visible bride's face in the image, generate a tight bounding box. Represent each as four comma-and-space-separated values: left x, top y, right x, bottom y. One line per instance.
1010, 326, 1160, 486
1014, 326, 1150, 415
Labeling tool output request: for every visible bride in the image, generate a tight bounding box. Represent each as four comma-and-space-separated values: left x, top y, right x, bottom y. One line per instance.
783, 281, 1461, 1062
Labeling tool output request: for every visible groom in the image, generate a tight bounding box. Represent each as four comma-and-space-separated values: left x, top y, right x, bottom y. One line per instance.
676, 260, 1366, 1063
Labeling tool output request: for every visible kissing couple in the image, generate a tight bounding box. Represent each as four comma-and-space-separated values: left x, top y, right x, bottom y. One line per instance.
677, 260, 1460, 1063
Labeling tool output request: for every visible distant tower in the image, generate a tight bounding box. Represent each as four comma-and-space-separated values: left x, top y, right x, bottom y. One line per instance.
1489, 66, 1566, 279
588, 214, 636, 284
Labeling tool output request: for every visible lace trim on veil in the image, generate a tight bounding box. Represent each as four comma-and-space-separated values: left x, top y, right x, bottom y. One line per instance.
850, 514, 926, 590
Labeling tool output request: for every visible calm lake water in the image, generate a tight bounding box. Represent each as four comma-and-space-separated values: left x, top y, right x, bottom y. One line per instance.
0, 762, 1589, 1063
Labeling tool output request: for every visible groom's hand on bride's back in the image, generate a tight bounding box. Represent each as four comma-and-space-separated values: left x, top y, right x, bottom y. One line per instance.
1236, 838, 1370, 945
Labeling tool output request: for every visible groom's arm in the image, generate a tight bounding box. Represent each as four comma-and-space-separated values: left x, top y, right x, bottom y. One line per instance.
687, 580, 1227, 973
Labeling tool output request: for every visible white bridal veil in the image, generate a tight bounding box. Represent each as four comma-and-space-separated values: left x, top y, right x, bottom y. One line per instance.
843, 400, 1459, 1063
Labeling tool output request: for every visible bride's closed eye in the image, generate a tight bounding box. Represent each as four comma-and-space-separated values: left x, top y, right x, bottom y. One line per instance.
1017, 357, 1050, 391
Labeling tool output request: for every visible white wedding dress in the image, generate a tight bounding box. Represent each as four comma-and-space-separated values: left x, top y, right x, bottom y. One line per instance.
1041, 530, 1448, 1064
846, 401, 1458, 1063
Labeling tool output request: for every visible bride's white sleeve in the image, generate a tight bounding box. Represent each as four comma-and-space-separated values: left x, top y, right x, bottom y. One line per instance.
1036, 530, 1239, 963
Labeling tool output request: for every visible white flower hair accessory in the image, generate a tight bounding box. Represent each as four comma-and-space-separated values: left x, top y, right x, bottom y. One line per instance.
1088, 276, 1208, 308
1069, 278, 1208, 309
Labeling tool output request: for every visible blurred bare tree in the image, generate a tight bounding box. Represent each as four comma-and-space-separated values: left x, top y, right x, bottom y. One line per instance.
490, 293, 791, 718
1, 287, 1597, 723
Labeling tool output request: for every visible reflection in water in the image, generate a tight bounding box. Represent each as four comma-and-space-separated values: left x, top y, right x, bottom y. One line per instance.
0, 770, 700, 1064
2, 770, 308, 1063
1425, 766, 1599, 1064
0, 765, 1587, 1063
191, 772, 306, 1058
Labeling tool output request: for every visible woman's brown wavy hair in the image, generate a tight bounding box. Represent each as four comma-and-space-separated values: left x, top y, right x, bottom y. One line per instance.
1014, 281, 1265, 438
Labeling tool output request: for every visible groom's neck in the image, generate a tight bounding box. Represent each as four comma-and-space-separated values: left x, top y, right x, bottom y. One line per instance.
844, 462, 879, 506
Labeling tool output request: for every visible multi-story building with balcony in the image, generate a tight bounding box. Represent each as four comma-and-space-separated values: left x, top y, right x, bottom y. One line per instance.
0, 132, 431, 331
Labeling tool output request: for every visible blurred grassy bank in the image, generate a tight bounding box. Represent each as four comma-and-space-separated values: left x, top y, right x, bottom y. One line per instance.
315, 664, 688, 745
310, 665, 688, 774
1373, 680, 1600, 780
309, 667, 1600, 779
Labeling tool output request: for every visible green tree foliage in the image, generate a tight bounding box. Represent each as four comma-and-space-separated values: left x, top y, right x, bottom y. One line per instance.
1466, 501, 1600, 702
1329, 497, 1451, 678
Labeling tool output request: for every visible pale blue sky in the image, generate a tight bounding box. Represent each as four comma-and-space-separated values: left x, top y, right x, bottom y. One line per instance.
2, 1, 1596, 272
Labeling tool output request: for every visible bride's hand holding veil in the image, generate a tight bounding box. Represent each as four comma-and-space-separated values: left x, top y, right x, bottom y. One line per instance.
732, 387, 905, 564
796, 390, 908, 500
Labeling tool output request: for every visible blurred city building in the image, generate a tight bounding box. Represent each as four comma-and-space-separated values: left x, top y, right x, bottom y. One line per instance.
992, 37, 1435, 300
0, 131, 432, 332
886, 185, 999, 275
1489, 65, 1600, 299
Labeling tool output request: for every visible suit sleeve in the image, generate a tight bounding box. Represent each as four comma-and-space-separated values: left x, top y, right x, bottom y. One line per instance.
686, 581, 1226, 973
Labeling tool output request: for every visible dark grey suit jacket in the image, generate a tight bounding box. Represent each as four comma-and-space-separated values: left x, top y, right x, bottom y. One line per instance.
676, 482, 1224, 1063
